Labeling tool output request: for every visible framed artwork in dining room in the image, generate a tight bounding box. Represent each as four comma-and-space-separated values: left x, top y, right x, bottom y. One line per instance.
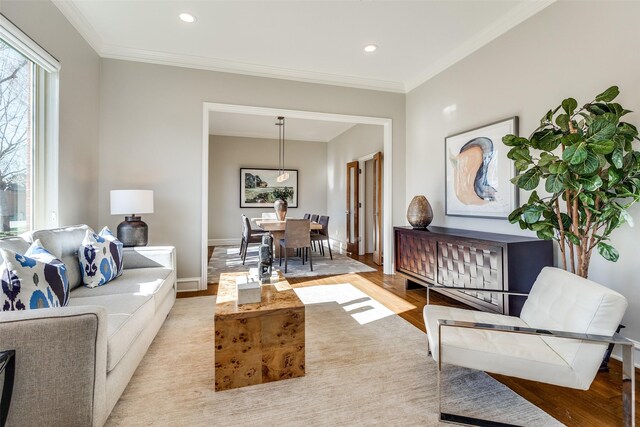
240, 168, 299, 208
445, 117, 519, 219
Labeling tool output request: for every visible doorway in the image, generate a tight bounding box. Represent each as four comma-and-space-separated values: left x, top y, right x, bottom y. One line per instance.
202, 102, 394, 290
351, 152, 383, 266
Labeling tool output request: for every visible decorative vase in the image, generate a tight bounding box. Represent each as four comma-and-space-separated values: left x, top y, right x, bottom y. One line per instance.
406, 195, 433, 229
274, 199, 288, 221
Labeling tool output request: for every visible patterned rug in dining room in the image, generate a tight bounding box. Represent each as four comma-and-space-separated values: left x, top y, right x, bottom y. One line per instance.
208, 244, 375, 282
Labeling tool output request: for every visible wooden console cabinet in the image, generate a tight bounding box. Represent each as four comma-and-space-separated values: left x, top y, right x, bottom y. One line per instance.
394, 226, 553, 316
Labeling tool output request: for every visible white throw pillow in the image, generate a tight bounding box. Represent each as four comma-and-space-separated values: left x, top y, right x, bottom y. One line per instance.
1, 239, 69, 311
78, 228, 123, 288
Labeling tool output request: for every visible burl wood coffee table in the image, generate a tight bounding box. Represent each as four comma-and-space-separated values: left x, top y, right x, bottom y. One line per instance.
214, 272, 305, 391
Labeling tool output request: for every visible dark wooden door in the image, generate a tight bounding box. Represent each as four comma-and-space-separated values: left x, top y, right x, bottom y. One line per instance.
372, 152, 383, 265
346, 160, 359, 253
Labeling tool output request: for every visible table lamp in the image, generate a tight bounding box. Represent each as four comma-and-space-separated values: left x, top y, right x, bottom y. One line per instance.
110, 190, 154, 247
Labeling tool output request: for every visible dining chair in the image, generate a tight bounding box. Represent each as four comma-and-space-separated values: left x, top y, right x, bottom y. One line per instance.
240, 215, 268, 265
303, 213, 311, 220
309, 214, 320, 251
311, 215, 332, 259
278, 219, 312, 273
424, 267, 634, 426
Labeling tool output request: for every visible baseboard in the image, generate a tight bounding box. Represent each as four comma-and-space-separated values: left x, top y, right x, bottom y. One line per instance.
610, 337, 640, 369
208, 238, 240, 246
177, 277, 201, 292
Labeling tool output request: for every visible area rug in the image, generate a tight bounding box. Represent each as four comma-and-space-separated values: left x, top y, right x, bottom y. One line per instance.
106, 284, 561, 426
208, 245, 375, 282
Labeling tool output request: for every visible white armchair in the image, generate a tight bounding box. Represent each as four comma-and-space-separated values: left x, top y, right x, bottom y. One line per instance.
424, 267, 635, 426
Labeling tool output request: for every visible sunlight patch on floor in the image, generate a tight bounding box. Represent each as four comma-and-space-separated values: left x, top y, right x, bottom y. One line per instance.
294, 283, 395, 325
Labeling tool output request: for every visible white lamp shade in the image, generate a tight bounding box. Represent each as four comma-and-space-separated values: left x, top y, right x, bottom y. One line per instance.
110, 190, 154, 215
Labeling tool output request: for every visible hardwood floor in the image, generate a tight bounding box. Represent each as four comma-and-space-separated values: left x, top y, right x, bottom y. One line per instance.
182, 247, 639, 426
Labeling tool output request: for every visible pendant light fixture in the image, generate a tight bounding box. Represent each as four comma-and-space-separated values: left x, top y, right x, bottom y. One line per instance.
276, 116, 289, 182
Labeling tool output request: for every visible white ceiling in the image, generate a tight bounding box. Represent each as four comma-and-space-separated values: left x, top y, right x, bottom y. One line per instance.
209, 111, 356, 142
54, 0, 555, 93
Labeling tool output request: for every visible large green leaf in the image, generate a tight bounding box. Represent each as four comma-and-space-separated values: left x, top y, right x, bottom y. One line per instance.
555, 114, 569, 131
595, 86, 620, 102
620, 209, 634, 227
537, 130, 563, 151
570, 151, 600, 175
523, 205, 545, 224
597, 242, 620, 262
503, 134, 529, 147
611, 149, 624, 169
545, 174, 564, 193
587, 117, 617, 143
562, 98, 578, 115
578, 175, 603, 191
517, 169, 541, 190
562, 142, 588, 165
548, 161, 568, 174
561, 133, 582, 147
589, 139, 615, 155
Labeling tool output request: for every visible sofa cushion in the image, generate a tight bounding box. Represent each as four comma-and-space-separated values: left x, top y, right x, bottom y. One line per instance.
69, 293, 154, 372
99, 227, 124, 277
70, 267, 175, 311
1, 240, 69, 311
0, 237, 30, 263
79, 230, 121, 288
31, 225, 93, 292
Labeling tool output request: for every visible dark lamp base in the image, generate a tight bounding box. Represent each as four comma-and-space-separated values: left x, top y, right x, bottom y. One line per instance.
117, 215, 148, 247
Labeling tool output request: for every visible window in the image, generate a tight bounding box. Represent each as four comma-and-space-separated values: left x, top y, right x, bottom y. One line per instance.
0, 15, 59, 236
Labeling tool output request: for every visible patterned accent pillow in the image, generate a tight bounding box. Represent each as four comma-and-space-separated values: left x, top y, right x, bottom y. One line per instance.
79, 229, 123, 288
1, 239, 69, 311
99, 226, 124, 277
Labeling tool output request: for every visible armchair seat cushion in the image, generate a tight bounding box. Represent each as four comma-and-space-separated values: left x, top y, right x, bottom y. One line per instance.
424, 305, 584, 389
70, 293, 154, 372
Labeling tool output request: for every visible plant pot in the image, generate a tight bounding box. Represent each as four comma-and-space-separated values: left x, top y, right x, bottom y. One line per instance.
274, 199, 288, 221
406, 195, 433, 229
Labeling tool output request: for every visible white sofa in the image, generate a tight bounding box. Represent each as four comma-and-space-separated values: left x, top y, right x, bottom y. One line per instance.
0, 225, 177, 426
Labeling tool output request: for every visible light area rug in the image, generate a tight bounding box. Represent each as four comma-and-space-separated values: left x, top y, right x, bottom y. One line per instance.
106, 284, 561, 426
208, 245, 375, 282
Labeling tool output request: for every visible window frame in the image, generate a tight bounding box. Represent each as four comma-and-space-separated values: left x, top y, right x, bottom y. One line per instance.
0, 13, 60, 231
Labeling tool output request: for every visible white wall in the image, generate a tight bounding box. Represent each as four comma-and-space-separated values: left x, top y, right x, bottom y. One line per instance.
208, 135, 327, 241
98, 60, 405, 281
327, 124, 384, 247
1, 0, 100, 228
406, 1, 640, 343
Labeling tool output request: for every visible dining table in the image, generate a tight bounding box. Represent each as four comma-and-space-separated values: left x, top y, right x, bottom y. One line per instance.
254, 218, 322, 258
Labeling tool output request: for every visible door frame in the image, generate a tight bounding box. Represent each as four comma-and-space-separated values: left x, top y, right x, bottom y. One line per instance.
202, 102, 394, 289
357, 152, 378, 256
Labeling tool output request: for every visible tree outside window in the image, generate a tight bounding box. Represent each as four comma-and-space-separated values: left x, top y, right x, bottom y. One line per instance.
0, 39, 32, 236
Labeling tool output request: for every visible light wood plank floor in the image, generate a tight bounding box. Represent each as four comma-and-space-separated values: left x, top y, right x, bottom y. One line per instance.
178, 247, 639, 426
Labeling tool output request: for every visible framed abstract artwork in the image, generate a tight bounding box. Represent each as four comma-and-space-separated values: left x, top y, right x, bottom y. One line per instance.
445, 117, 519, 219
240, 168, 299, 208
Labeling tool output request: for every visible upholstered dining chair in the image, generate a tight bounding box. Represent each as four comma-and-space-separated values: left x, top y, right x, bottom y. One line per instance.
423, 267, 635, 426
311, 215, 332, 260
303, 213, 311, 220
240, 215, 268, 265
279, 219, 312, 273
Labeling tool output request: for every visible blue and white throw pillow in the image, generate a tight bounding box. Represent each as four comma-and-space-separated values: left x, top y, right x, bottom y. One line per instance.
79, 228, 123, 288
1, 239, 69, 311
99, 226, 124, 277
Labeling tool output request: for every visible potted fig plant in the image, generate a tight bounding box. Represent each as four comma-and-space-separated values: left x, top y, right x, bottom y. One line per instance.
504, 86, 640, 278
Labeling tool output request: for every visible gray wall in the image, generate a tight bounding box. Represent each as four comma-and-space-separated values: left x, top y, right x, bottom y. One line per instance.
1, 0, 100, 229
99, 60, 405, 280
326, 124, 384, 247
406, 1, 640, 343
208, 135, 327, 240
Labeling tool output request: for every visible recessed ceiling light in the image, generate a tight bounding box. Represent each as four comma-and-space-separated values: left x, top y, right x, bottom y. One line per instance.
179, 13, 196, 23
364, 44, 378, 53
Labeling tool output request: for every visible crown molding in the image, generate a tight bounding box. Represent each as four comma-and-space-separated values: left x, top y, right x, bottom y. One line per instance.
404, 0, 556, 92
52, 0, 104, 53
54, 0, 555, 94
99, 44, 406, 93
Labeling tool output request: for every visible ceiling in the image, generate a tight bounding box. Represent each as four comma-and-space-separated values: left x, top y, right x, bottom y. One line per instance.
209, 112, 356, 142
54, 0, 555, 93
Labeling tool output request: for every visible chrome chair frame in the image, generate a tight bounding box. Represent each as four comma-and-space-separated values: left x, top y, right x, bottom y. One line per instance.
427, 286, 636, 427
